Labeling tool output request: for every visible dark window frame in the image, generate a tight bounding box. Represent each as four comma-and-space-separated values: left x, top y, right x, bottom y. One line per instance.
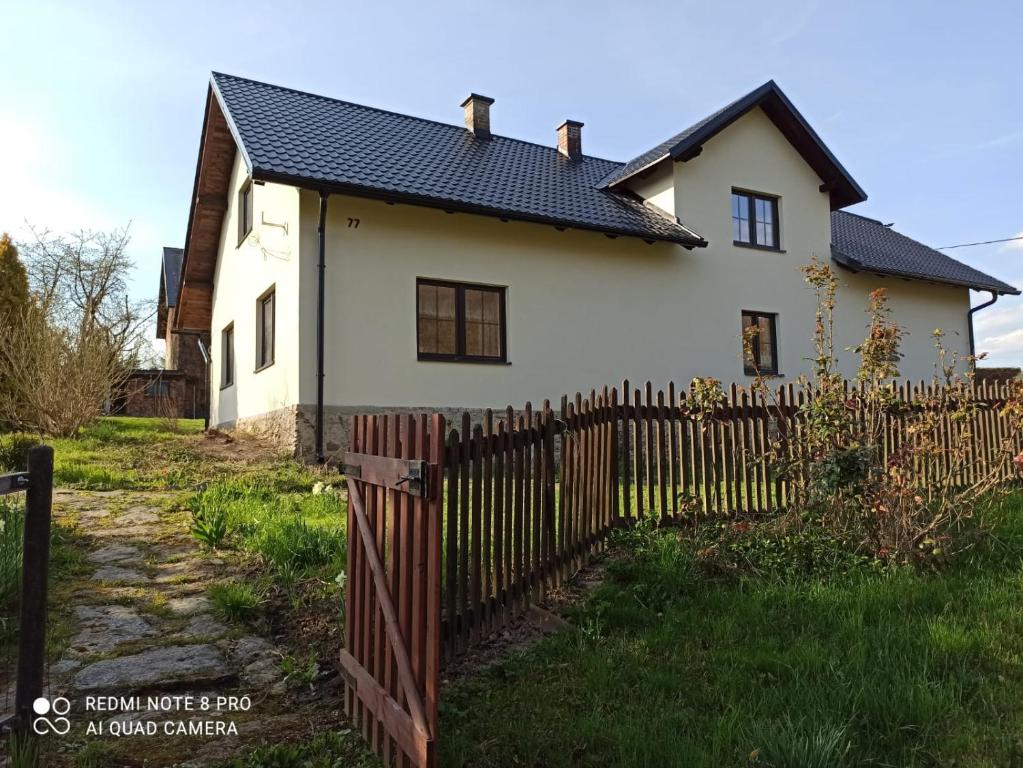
221, 323, 235, 389
732, 189, 780, 250
416, 278, 508, 364
238, 179, 253, 245
741, 310, 780, 376
255, 285, 275, 372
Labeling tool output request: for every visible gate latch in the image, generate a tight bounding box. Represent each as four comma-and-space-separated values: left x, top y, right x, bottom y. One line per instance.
395, 462, 426, 497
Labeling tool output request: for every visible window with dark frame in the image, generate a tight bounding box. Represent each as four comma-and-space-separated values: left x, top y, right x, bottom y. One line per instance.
238, 180, 253, 244
255, 287, 275, 371
144, 380, 169, 398
416, 279, 506, 363
221, 323, 235, 388
741, 311, 779, 375
732, 190, 779, 249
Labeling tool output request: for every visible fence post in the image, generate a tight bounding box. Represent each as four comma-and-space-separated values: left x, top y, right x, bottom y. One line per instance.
15, 444, 53, 729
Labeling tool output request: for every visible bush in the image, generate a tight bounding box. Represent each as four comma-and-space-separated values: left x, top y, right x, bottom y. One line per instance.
743, 260, 1023, 564
0, 433, 36, 471
1, 499, 24, 614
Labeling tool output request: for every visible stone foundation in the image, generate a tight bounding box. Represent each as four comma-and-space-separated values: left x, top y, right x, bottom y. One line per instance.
222, 404, 503, 463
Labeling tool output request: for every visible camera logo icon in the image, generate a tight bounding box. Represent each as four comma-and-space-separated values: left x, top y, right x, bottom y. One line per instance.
31, 696, 71, 735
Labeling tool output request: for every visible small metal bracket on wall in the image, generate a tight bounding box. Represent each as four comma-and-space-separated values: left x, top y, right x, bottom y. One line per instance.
260, 212, 289, 234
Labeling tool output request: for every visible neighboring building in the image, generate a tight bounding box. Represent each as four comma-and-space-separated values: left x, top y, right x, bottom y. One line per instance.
975, 368, 1021, 386
116, 248, 210, 420
156, 247, 210, 420
170, 74, 1019, 459
111, 369, 190, 418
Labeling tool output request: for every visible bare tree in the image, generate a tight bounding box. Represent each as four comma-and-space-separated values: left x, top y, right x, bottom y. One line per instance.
0, 225, 155, 435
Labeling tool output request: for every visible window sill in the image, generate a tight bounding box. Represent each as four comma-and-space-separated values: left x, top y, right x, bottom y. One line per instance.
220, 383, 235, 391
254, 361, 275, 374
744, 371, 783, 378
417, 356, 511, 366
733, 241, 785, 253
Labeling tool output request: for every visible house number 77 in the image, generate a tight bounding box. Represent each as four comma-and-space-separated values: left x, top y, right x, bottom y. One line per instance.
347, 218, 360, 229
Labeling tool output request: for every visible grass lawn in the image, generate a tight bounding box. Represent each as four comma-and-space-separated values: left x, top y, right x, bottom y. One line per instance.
440, 494, 1023, 768
46, 416, 209, 489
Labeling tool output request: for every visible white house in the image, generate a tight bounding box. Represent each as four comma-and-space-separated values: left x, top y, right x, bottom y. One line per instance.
169, 74, 1018, 459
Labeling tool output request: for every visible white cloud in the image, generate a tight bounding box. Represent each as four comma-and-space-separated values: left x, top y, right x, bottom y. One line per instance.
979, 328, 1023, 355
973, 303, 1023, 334
1001, 230, 1023, 252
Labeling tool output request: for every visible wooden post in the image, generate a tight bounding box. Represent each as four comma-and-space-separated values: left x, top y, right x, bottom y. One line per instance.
15, 444, 53, 729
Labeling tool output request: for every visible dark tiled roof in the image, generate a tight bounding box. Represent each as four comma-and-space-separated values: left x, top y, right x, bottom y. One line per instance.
162, 247, 183, 307
831, 212, 1019, 295
602, 81, 867, 210
210, 73, 705, 246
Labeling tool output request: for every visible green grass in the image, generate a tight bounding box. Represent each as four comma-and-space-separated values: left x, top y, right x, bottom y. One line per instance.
215, 728, 377, 768
209, 581, 262, 623
187, 475, 347, 604
440, 494, 1023, 768
47, 416, 206, 489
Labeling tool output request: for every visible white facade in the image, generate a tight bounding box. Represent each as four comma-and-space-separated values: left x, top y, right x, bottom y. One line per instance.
207, 106, 974, 449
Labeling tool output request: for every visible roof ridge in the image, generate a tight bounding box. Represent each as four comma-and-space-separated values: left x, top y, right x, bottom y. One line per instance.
210, 71, 626, 168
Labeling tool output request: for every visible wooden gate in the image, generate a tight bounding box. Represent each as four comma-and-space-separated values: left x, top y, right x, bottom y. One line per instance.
341, 414, 445, 768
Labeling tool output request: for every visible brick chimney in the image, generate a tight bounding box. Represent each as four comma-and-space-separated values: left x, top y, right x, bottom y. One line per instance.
461, 93, 495, 139
557, 120, 583, 159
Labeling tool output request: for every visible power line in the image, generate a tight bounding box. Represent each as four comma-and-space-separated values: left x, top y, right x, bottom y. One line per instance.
937, 236, 1023, 250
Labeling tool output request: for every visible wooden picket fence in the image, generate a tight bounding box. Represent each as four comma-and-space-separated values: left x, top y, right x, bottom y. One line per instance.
341, 378, 1022, 765
438, 378, 1023, 659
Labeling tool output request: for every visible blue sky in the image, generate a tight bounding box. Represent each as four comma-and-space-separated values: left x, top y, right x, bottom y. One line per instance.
3, 0, 1020, 366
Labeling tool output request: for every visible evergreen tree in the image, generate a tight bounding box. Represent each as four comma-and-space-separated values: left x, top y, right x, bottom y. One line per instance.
0, 233, 30, 321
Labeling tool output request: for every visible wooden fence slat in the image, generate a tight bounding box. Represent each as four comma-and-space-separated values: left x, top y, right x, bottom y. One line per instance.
504, 407, 515, 623
482, 411, 493, 634
532, 403, 544, 599
345, 416, 361, 720
656, 389, 668, 520
514, 414, 526, 613
622, 382, 632, 522
470, 423, 483, 643
634, 388, 644, 520
444, 429, 458, 661
424, 414, 444, 750
565, 400, 577, 573
543, 401, 557, 586
361, 415, 378, 743
645, 382, 655, 514
492, 419, 505, 631
458, 413, 471, 653
668, 382, 679, 518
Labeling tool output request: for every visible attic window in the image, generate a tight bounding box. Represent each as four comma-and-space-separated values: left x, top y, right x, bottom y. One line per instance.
732, 190, 779, 250
238, 180, 253, 244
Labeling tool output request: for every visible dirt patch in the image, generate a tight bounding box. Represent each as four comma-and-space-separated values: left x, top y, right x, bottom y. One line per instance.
190, 430, 288, 465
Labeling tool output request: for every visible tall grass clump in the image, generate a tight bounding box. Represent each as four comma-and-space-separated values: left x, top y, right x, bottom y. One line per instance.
187, 476, 347, 590
1, 499, 25, 641
0, 433, 36, 471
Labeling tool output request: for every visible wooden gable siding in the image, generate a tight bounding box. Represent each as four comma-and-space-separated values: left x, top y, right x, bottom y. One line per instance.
174, 88, 237, 333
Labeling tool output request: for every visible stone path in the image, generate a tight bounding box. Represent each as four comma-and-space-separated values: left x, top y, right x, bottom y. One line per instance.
48, 488, 294, 766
